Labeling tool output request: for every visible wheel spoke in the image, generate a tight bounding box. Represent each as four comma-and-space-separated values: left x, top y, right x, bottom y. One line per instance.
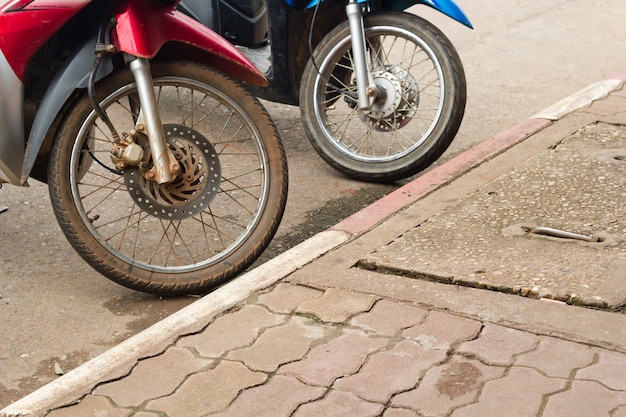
316, 25, 446, 161
64, 71, 277, 275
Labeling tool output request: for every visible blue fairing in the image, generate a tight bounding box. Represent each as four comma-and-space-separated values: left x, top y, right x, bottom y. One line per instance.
285, 0, 472, 29
283, 0, 316, 7
390, 0, 472, 28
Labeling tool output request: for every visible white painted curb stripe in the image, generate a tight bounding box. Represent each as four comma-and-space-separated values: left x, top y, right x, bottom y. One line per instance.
532, 79, 623, 120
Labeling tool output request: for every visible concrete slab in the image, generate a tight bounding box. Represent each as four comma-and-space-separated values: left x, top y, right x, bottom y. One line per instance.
361, 123, 626, 309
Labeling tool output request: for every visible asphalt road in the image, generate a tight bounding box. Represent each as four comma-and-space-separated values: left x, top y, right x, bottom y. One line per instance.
2, 0, 626, 407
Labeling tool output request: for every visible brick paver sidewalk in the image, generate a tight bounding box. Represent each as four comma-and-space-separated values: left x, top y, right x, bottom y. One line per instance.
47, 283, 626, 417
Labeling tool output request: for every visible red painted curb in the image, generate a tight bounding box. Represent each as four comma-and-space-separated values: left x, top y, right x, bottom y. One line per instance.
332, 117, 550, 236
608, 66, 626, 81
333, 63, 626, 236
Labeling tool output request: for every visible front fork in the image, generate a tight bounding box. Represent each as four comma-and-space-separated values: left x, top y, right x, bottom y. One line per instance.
346, 1, 379, 111
127, 58, 180, 184
109, 58, 179, 184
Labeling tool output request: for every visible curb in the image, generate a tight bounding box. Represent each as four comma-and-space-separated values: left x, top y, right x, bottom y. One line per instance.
533, 79, 623, 120
2, 70, 625, 417
1, 231, 349, 416
334, 70, 626, 235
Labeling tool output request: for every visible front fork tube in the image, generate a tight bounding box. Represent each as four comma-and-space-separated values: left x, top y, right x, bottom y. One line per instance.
129, 58, 179, 184
346, 1, 377, 111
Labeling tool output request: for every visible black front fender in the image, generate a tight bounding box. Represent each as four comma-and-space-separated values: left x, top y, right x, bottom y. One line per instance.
21, 36, 113, 184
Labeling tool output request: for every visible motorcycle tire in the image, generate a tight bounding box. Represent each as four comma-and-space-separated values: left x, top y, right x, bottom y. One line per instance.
48, 61, 288, 296
300, 11, 466, 183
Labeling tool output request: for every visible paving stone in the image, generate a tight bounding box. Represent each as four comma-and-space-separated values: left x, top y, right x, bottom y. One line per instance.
293, 390, 384, 417
392, 356, 504, 416
614, 406, 626, 417
402, 310, 481, 351
383, 408, 420, 417
456, 324, 538, 365
450, 366, 565, 417
542, 380, 626, 417
278, 330, 389, 386
176, 304, 285, 358
145, 360, 266, 416
296, 288, 378, 323
515, 336, 596, 378
257, 283, 323, 313
333, 340, 447, 403
46, 395, 129, 417
576, 349, 626, 390
93, 347, 212, 407
350, 299, 427, 336
227, 316, 328, 372
210, 375, 325, 417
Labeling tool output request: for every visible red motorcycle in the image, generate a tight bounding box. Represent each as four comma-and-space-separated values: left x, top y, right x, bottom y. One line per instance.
0, 0, 288, 295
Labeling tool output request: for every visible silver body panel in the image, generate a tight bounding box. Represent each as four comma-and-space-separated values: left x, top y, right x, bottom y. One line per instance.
0, 50, 25, 185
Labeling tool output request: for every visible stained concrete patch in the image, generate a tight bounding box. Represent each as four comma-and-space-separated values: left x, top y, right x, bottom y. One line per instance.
361, 123, 626, 309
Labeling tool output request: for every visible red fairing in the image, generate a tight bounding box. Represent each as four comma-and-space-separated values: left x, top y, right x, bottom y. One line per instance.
112, 0, 268, 86
0, 1, 89, 80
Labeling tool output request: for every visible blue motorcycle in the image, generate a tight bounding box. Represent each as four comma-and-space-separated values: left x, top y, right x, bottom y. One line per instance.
179, 0, 472, 182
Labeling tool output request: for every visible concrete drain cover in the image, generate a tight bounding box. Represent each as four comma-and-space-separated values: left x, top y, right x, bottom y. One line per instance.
360, 123, 626, 310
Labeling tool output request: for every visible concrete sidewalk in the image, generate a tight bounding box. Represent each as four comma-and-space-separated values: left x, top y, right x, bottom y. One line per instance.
3, 72, 626, 417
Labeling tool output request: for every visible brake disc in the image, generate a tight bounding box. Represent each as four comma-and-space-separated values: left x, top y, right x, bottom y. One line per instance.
365, 67, 419, 132
125, 124, 221, 220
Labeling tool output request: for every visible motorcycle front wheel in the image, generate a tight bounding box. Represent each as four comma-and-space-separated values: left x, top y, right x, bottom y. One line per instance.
48, 61, 288, 296
300, 11, 466, 183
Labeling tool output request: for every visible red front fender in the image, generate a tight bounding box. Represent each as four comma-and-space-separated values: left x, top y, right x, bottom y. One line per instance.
112, 0, 268, 87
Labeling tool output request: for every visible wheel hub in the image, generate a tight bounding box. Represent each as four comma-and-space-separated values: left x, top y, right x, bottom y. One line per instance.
124, 124, 221, 220
363, 67, 419, 132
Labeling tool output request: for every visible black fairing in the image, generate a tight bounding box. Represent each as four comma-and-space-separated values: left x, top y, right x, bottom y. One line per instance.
178, 0, 269, 47
178, 0, 348, 105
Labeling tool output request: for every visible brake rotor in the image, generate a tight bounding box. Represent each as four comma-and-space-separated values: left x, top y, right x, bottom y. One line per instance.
125, 124, 221, 220
363, 67, 419, 132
